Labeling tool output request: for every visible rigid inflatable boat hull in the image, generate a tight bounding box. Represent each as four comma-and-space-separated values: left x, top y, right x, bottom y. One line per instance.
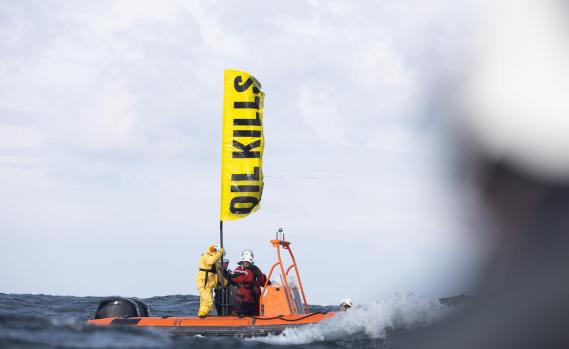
88, 313, 336, 336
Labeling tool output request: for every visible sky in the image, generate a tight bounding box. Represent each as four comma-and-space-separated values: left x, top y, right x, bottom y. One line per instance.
0, 0, 490, 305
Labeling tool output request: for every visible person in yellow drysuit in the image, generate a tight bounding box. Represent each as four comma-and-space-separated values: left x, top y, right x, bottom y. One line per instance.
196, 244, 225, 318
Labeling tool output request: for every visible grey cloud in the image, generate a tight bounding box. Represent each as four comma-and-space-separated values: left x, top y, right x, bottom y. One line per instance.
0, 0, 482, 304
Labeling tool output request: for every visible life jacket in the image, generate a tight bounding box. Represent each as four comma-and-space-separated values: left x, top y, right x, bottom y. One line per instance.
232, 266, 255, 303
199, 263, 217, 288
196, 247, 223, 290
249, 264, 267, 296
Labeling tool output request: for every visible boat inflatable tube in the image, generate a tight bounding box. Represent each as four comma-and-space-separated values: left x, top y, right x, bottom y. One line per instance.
94, 297, 150, 319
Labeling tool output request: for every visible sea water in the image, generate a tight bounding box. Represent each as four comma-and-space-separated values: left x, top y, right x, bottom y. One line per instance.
0, 293, 449, 349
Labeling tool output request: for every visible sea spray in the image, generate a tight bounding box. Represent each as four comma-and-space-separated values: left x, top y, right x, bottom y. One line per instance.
252, 293, 449, 345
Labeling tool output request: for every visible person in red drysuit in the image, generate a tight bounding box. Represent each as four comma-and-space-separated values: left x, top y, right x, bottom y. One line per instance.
230, 254, 256, 316
241, 249, 268, 316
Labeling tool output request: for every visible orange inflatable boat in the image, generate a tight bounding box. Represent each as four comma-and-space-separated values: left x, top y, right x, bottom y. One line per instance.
88, 237, 337, 336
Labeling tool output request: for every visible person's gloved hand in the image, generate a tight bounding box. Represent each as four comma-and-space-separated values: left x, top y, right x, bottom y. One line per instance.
219, 247, 225, 254
233, 269, 246, 274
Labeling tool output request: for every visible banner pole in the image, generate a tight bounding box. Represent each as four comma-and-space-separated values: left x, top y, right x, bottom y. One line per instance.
220, 220, 224, 249
219, 220, 228, 316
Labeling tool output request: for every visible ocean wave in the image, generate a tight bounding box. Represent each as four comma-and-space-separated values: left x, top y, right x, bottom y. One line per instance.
0, 312, 172, 349
252, 294, 449, 345
0, 293, 451, 348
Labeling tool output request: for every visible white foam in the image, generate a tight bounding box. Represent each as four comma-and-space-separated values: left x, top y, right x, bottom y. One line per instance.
252, 294, 449, 345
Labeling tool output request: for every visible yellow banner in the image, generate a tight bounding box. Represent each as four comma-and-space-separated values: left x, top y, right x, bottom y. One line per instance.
220, 69, 265, 221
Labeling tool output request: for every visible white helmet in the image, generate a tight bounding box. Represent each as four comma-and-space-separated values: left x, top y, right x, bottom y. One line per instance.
242, 249, 254, 259
239, 254, 254, 264
340, 298, 353, 308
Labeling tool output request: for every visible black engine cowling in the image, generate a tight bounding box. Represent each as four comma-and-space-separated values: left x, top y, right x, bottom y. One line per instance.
94, 297, 150, 319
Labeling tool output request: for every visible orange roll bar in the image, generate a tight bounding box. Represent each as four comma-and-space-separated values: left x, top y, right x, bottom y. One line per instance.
260, 239, 310, 315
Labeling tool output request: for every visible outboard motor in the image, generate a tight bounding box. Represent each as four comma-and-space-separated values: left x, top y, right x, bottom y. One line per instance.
94, 297, 150, 319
